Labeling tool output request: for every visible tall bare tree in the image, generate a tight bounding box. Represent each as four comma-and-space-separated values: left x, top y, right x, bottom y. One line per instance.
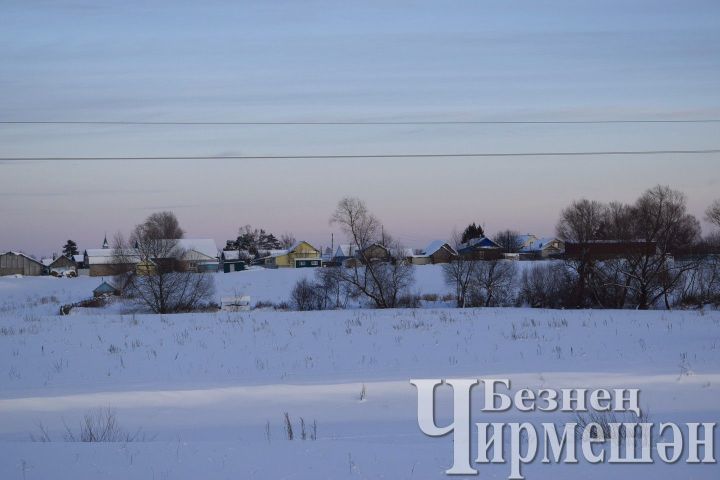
469, 260, 517, 307
142, 211, 184, 240
330, 197, 414, 308
706, 199, 720, 230
115, 212, 214, 313
588, 201, 636, 308
556, 199, 606, 307
280, 233, 297, 249
618, 186, 701, 309
493, 229, 522, 254
442, 230, 477, 307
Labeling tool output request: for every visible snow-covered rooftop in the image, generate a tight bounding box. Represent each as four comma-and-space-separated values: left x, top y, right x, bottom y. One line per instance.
520, 237, 562, 253
422, 240, 452, 256
221, 250, 240, 260
175, 239, 219, 259
85, 248, 141, 265
335, 244, 359, 258
1, 251, 43, 265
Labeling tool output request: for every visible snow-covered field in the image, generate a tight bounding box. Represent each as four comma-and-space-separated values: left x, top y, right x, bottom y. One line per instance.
1, 268, 719, 479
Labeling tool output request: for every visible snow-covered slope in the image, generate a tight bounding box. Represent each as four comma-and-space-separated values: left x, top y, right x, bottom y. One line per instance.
0, 271, 719, 478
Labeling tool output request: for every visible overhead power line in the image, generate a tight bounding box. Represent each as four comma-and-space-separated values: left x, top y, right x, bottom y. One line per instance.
1, 119, 720, 126
3, 149, 719, 161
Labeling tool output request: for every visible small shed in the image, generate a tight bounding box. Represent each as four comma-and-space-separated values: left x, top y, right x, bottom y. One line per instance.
93, 280, 120, 298
220, 250, 247, 273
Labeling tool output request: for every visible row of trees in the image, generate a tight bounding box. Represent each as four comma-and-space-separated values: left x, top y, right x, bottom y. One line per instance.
556, 185, 711, 309
448, 186, 720, 310
293, 188, 720, 311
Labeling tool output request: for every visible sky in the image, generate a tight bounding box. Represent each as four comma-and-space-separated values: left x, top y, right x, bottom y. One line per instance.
1, 0, 720, 256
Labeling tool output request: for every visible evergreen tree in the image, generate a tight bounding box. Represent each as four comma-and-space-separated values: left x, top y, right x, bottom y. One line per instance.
235, 225, 284, 257
461, 222, 485, 244
62, 240, 79, 258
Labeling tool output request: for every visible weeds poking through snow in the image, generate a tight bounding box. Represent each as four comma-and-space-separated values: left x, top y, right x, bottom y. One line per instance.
281, 413, 317, 441
29, 422, 51, 442
359, 383, 367, 401
678, 352, 693, 379
31, 409, 151, 442
574, 409, 652, 448
284, 412, 293, 440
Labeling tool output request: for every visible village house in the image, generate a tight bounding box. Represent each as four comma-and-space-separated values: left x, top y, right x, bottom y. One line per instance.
84, 235, 134, 277
46, 255, 77, 276
516, 234, 539, 251
457, 236, 503, 260
135, 258, 157, 276
85, 238, 220, 276
332, 244, 359, 264
85, 247, 141, 277
261, 241, 321, 268
219, 250, 247, 273
0, 251, 45, 276
73, 254, 86, 270
519, 237, 565, 259
174, 239, 220, 272
359, 243, 391, 263
320, 246, 336, 266
410, 240, 457, 265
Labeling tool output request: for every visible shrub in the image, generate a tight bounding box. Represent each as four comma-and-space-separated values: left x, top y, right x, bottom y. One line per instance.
396, 293, 421, 308
31, 409, 148, 442
517, 263, 574, 308
290, 277, 327, 311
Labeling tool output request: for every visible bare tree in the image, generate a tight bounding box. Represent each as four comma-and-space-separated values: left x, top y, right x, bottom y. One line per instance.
493, 230, 522, 254
142, 211, 184, 239
587, 259, 633, 308
442, 230, 477, 307
517, 263, 573, 308
556, 199, 606, 307
706, 199, 720, 230
588, 203, 636, 308
329, 197, 414, 308
598, 201, 634, 241
618, 186, 701, 309
115, 212, 214, 313
280, 232, 297, 249
469, 260, 518, 307
290, 277, 326, 311
315, 265, 350, 309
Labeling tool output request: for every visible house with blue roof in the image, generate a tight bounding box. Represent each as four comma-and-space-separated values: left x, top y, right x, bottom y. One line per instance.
457, 236, 503, 260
